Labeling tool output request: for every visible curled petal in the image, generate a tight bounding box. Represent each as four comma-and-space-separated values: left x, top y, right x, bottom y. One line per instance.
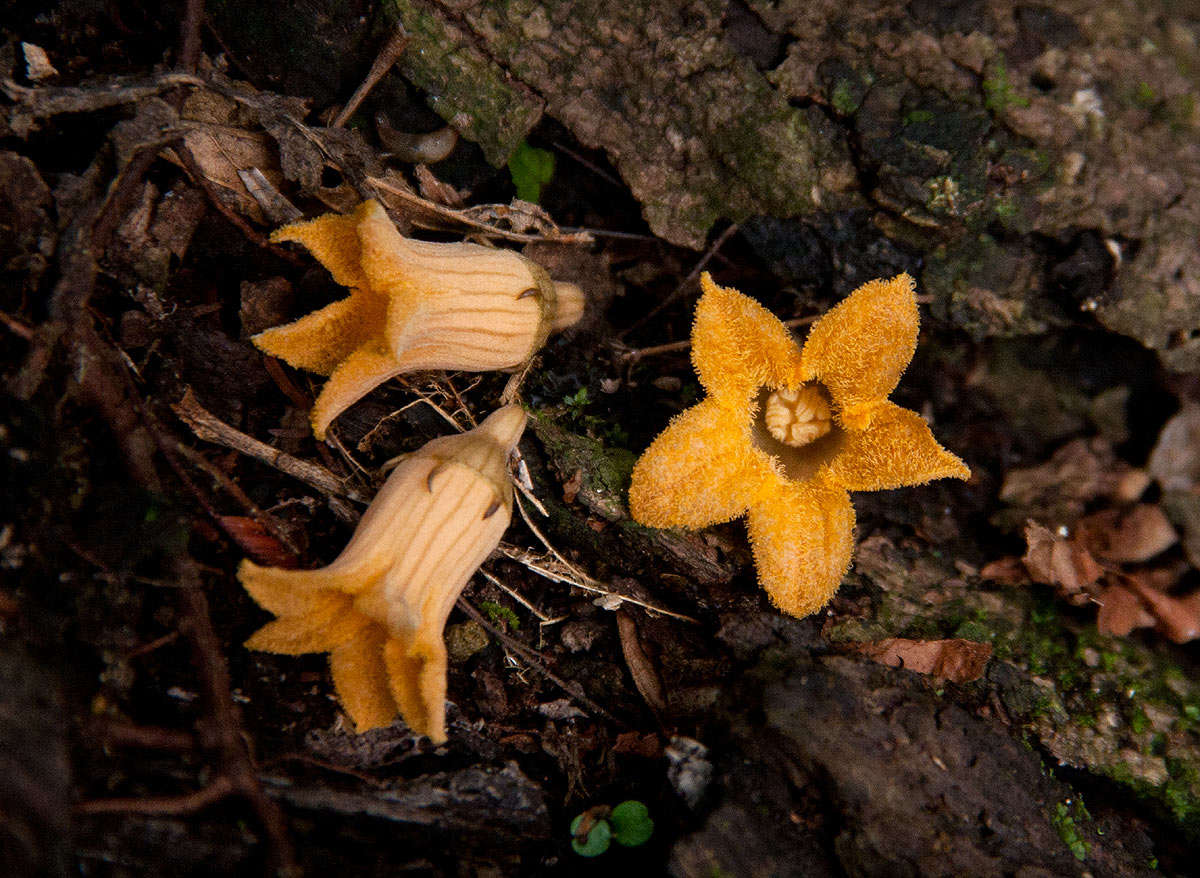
309, 343, 406, 440
239, 558, 341, 615
244, 593, 370, 654
746, 478, 855, 619
629, 396, 773, 529
253, 291, 385, 377
384, 635, 448, 743
329, 624, 397, 732
271, 207, 369, 291
825, 402, 971, 491
800, 274, 919, 427
692, 273, 805, 403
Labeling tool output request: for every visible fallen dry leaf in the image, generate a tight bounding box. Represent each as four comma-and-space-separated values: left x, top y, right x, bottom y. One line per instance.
170, 124, 282, 223
1122, 574, 1200, 644
611, 731, 663, 759
853, 638, 993, 683
218, 515, 298, 569
1076, 504, 1177, 564
1021, 521, 1103, 604
1095, 584, 1155, 637
999, 439, 1146, 525
562, 469, 584, 505
979, 555, 1029, 585
1148, 404, 1200, 492
414, 164, 467, 207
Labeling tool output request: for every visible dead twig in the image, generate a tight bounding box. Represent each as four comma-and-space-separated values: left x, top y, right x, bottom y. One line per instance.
176, 560, 298, 874
456, 597, 619, 725
172, 440, 303, 558
2, 72, 206, 123
477, 567, 559, 625
368, 174, 593, 244
510, 496, 700, 624
76, 775, 236, 816
86, 718, 196, 751
172, 388, 363, 502
618, 222, 739, 339
332, 27, 410, 128
176, 0, 205, 73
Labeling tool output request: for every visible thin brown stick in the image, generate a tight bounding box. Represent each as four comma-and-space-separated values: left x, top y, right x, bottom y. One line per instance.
262, 356, 314, 410
176, 0, 205, 73
173, 388, 362, 501
511, 496, 700, 624
1, 72, 206, 120
332, 28, 410, 128
0, 310, 34, 340
368, 174, 593, 244
124, 630, 182, 660
618, 222, 739, 339
86, 718, 196, 751
551, 140, 624, 189
173, 440, 303, 557
76, 775, 236, 816
176, 562, 298, 874
457, 597, 620, 725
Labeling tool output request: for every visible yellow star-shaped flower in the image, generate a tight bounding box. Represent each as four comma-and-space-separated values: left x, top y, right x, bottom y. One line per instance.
256, 200, 583, 439
239, 405, 527, 743
628, 272, 970, 618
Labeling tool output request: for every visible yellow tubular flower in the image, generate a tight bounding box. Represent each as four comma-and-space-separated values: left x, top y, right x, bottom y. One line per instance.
239, 404, 526, 743
255, 200, 584, 439
628, 273, 970, 619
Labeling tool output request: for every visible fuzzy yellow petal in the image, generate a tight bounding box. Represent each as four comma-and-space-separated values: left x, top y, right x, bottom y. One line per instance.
746, 477, 855, 619
800, 274, 918, 428
244, 594, 371, 655
384, 635, 448, 743
308, 343, 406, 440
252, 291, 386, 377
329, 624, 398, 732
238, 559, 335, 615
825, 402, 971, 491
628, 396, 772, 529
692, 273, 805, 402
270, 208, 369, 291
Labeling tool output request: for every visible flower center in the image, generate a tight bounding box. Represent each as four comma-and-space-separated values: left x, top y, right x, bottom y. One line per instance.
763, 385, 832, 447
751, 382, 844, 482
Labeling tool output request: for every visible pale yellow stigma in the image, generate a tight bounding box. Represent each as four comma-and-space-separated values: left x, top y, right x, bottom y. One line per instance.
763, 385, 832, 447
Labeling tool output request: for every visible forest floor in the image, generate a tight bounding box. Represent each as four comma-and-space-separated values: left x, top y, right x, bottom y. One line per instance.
2, 2, 1199, 876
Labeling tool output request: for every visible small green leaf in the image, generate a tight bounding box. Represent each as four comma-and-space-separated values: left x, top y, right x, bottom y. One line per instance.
570, 814, 612, 857
508, 141, 555, 203
610, 800, 654, 847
